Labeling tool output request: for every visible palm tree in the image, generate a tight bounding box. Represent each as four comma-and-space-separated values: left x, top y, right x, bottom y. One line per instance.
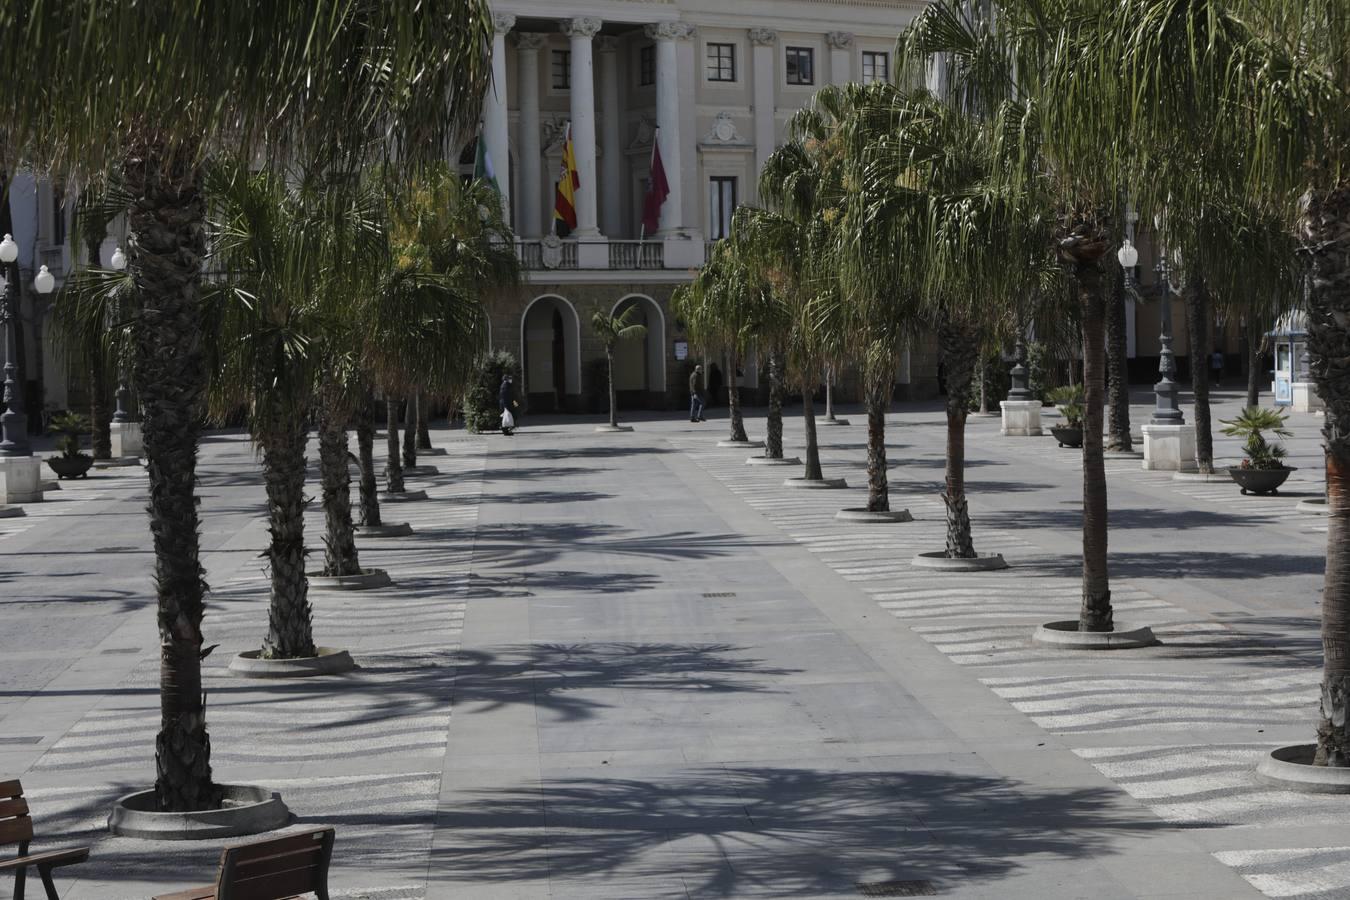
590, 306, 648, 429
2, 0, 493, 810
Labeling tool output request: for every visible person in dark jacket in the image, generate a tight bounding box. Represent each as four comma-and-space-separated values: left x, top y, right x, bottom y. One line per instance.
499, 375, 517, 436
688, 365, 706, 422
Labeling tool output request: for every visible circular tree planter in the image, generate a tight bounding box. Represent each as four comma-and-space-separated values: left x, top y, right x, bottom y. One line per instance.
307, 567, 392, 591
1229, 466, 1296, 495
911, 551, 1007, 571
357, 521, 414, 537
228, 647, 357, 679
717, 439, 765, 449
1032, 620, 1157, 649
1256, 744, 1350, 793
1049, 426, 1083, 449
1173, 470, 1232, 483
817, 417, 851, 427
403, 465, 440, 477
0, 505, 25, 519
1103, 449, 1144, 460
746, 456, 801, 466
1297, 498, 1329, 516
594, 424, 634, 433
783, 476, 847, 489
108, 784, 290, 840
379, 489, 428, 502
837, 508, 913, 523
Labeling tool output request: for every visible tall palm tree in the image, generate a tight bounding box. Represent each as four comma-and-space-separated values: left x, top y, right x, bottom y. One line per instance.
1, 0, 493, 810
590, 306, 648, 429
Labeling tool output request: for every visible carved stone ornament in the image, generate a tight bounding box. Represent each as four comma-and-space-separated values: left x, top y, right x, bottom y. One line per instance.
825, 31, 855, 50
541, 233, 565, 269
644, 22, 696, 42
561, 17, 603, 39
491, 12, 516, 34
513, 32, 549, 52
701, 111, 749, 146
746, 28, 777, 47
541, 117, 569, 152
627, 116, 657, 153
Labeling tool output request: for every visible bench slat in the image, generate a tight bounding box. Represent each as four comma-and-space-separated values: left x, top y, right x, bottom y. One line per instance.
227, 828, 328, 864
232, 846, 322, 878
0, 816, 35, 846
151, 886, 216, 900
0, 797, 29, 818
225, 866, 320, 900
0, 780, 22, 800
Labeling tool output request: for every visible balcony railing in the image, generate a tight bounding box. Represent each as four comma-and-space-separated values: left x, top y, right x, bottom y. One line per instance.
608, 241, 664, 270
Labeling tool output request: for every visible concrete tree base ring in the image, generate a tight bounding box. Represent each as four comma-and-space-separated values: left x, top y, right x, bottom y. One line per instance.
971, 411, 1001, 418
783, 476, 847, 489
108, 784, 290, 840
1298, 498, 1329, 516
1257, 745, 1350, 793
594, 424, 634, 433
837, 508, 913, 523
1172, 471, 1231, 483
746, 456, 801, 466
0, 505, 25, 519
307, 567, 392, 591
911, 551, 1008, 571
1104, 450, 1144, 459
718, 439, 765, 449
1032, 620, 1157, 649
357, 522, 414, 537
403, 465, 440, 477
817, 418, 851, 426
93, 457, 142, 469
40, 481, 60, 491
379, 489, 428, 502
228, 647, 357, 679
421, 447, 449, 456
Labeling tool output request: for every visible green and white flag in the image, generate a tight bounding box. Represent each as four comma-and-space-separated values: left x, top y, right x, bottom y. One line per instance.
473, 136, 499, 192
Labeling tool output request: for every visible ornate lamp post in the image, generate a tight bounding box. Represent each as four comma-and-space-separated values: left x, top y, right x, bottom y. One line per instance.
1149, 245, 1185, 425
109, 246, 132, 423
0, 234, 28, 457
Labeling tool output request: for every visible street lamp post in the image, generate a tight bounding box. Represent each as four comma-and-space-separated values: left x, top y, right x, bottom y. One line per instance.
0, 234, 28, 457
109, 246, 131, 423
1150, 247, 1185, 425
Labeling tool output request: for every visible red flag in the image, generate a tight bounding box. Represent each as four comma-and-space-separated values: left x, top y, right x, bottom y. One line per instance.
641, 135, 670, 238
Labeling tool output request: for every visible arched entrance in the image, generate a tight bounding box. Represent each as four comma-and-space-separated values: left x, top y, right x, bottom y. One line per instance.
521, 294, 581, 412
611, 294, 667, 409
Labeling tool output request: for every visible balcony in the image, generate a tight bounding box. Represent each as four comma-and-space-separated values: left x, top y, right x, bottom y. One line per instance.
514, 237, 705, 276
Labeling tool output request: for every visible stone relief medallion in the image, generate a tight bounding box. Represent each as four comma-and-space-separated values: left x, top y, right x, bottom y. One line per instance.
541, 233, 564, 270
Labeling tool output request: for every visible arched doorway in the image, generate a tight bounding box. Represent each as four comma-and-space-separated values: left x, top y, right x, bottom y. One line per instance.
610, 295, 667, 409
521, 295, 581, 412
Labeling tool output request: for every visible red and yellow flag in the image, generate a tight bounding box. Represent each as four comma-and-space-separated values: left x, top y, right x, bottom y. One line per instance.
553, 122, 579, 233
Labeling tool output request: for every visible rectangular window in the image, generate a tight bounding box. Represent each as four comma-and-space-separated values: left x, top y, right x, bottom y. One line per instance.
862, 51, 889, 84
706, 42, 736, 82
785, 46, 814, 85
551, 49, 571, 90
708, 176, 738, 240
639, 45, 655, 86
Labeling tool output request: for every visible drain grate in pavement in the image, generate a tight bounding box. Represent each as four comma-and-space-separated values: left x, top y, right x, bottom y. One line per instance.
856, 880, 938, 897
702, 592, 736, 598
100, 647, 141, 654
0, 736, 43, 745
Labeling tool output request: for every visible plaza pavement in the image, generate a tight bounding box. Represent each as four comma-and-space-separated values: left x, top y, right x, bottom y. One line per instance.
0, 388, 1340, 899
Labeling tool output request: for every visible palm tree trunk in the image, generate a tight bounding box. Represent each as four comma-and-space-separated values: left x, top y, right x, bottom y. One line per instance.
385, 396, 405, 493
938, 319, 978, 558
1247, 333, 1263, 409
356, 393, 382, 527
123, 142, 220, 813
417, 396, 432, 450
1302, 184, 1350, 767
1187, 275, 1214, 474
90, 364, 112, 460
865, 360, 889, 512
1106, 261, 1133, 452
318, 402, 361, 577
765, 349, 784, 459
802, 388, 822, 480
1076, 259, 1113, 632
607, 347, 618, 427
728, 349, 748, 442
259, 422, 316, 660
401, 394, 417, 469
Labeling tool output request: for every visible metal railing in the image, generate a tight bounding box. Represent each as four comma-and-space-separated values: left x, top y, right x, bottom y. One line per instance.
608, 241, 664, 270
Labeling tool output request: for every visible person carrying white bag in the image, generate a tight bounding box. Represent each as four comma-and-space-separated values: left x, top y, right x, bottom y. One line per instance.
499, 374, 519, 436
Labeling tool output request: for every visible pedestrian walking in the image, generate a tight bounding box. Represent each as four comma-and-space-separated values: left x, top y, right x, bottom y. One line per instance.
689, 365, 707, 423
1210, 349, 1224, 386
499, 375, 518, 436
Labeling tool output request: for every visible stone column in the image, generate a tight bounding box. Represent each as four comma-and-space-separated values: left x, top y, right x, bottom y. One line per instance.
562, 17, 603, 240
515, 32, 548, 238
597, 36, 624, 237
826, 31, 854, 85
646, 22, 696, 237
748, 28, 777, 193
485, 13, 515, 223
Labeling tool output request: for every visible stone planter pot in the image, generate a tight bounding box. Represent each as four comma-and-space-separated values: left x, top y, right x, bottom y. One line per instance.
47, 455, 94, 479
357, 521, 414, 537
1032, 620, 1157, 650
1257, 744, 1350, 793
228, 647, 357, 679
783, 476, 847, 489
594, 424, 634, 433
746, 456, 801, 466
1050, 425, 1083, 449
108, 783, 290, 840
836, 508, 913, 523
1228, 465, 1295, 495
306, 567, 392, 591
717, 439, 765, 449
911, 551, 1007, 571
379, 489, 428, 502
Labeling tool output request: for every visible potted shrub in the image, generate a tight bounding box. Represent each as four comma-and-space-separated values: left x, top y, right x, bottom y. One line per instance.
46, 412, 95, 479
1222, 407, 1296, 495
1046, 384, 1084, 448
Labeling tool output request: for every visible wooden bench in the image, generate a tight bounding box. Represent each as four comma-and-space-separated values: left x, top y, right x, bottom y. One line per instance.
0, 779, 91, 900
152, 826, 334, 900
